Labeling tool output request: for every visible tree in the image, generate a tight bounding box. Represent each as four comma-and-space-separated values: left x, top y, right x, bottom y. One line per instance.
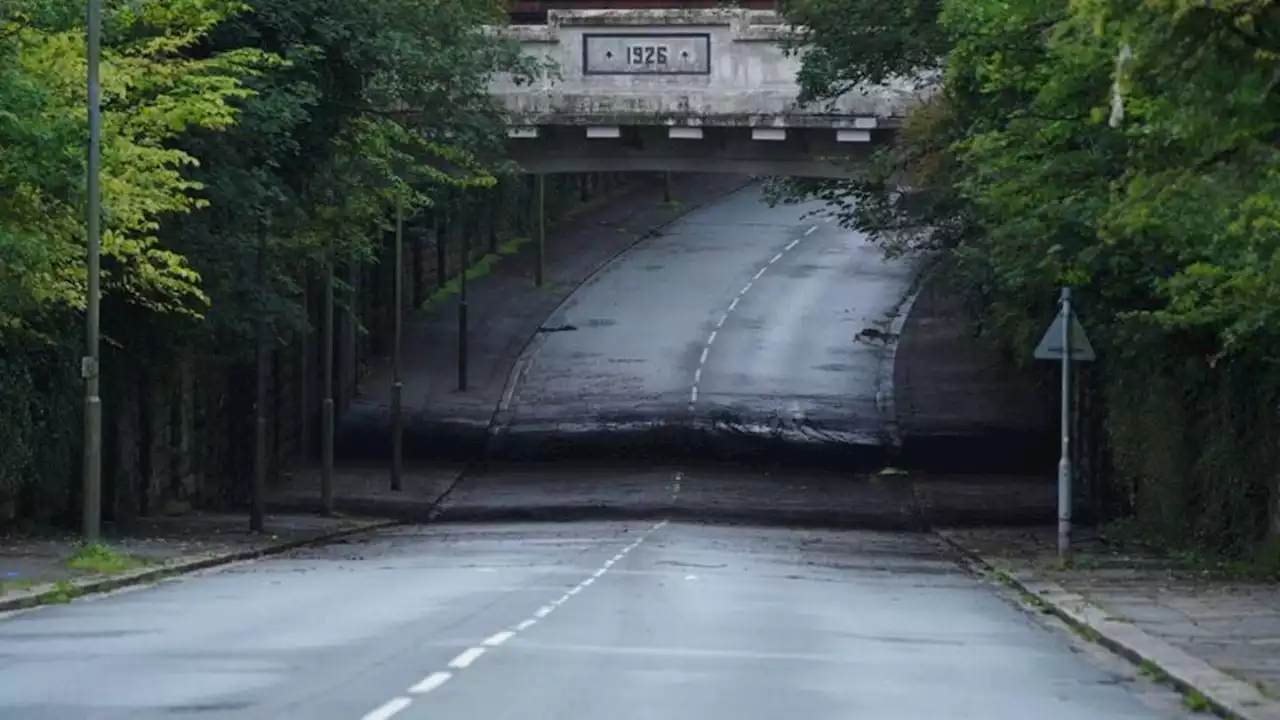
0, 0, 273, 339
776, 0, 1280, 549
165, 0, 544, 348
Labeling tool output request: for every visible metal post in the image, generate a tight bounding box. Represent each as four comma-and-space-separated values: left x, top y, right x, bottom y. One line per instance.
1058, 287, 1073, 561
487, 188, 499, 254
436, 203, 448, 290
391, 201, 404, 491
298, 282, 310, 462
458, 195, 470, 391
320, 235, 334, 514
535, 174, 545, 288
664, 171, 673, 204
251, 221, 268, 533
81, 0, 104, 542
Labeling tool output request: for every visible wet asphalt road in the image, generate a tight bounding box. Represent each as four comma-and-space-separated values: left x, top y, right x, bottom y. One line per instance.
0, 471, 1192, 720
500, 185, 914, 448
0, 191, 1183, 718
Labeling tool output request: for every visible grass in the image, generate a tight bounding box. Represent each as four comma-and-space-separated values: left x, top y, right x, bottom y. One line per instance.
66, 543, 144, 575
421, 235, 532, 312
1182, 689, 1211, 713
0, 577, 37, 598
45, 580, 79, 604
1138, 659, 1169, 683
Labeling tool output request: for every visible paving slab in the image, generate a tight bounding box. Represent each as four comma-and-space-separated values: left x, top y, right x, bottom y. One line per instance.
940, 525, 1280, 720
0, 511, 397, 612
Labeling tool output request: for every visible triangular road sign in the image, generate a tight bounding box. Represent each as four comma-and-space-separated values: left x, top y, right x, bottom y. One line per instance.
1034, 312, 1096, 362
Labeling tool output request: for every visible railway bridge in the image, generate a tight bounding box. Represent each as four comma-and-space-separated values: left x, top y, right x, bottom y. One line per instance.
489, 3, 929, 178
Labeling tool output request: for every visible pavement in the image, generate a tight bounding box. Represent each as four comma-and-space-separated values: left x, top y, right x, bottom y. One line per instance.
0, 467, 1205, 720
0, 511, 399, 612
941, 526, 1280, 720
338, 173, 753, 462
891, 262, 1055, 472
3, 182, 1269, 718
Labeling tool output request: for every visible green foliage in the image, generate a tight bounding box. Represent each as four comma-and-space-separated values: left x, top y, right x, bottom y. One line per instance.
0, 0, 545, 520
66, 543, 144, 574
165, 0, 543, 349
778, 0, 1280, 549
1, 0, 274, 337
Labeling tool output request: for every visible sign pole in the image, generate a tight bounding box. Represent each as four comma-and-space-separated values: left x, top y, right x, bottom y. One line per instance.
82, 0, 104, 542
1034, 286, 1094, 562
1057, 287, 1073, 561
391, 199, 404, 491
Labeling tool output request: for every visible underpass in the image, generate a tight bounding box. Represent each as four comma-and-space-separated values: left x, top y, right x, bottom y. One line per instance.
489, 184, 916, 466
1, 173, 1090, 720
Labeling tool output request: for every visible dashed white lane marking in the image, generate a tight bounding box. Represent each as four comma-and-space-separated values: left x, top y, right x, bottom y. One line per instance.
362, 697, 413, 720
685, 231, 813, 411
357, 521, 668, 720
448, 647, 486, 669
409, 672, 452, 694
482, 631, 515, 647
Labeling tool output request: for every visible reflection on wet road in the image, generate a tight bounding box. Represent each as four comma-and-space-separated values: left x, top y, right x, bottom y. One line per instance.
502, 185, 914, 447
0, 467, 1194, 720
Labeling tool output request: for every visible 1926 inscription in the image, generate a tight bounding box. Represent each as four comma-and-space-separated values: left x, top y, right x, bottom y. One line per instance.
627, 44, 669, 66
583, 34, 710, 75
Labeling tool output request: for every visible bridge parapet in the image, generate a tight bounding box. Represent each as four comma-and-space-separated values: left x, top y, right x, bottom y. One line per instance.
489, 8, 926, 134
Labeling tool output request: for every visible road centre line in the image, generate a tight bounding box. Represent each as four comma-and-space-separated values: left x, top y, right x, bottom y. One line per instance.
448, 647, 485, 669
360, 521, 669, 719
361, 697, 412, 720
686, 230, 812, 410
409, 672, 451, 694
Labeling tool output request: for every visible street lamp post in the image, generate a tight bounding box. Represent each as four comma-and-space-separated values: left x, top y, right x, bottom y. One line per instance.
82, 0, 104, 542
391, 200, 404, 491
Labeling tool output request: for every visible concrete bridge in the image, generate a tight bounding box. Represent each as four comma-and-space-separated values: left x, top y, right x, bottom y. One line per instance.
487, 8, 928, 178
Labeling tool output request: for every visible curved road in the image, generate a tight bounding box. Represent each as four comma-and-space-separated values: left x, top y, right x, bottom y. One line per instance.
500, 185, 914, 452
0, 189, 1185, 719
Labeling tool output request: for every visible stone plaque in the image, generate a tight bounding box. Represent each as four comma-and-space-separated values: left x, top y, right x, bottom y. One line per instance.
582, 33, 711, 75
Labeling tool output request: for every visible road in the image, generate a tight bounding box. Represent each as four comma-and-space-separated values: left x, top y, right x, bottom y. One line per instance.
0, 189, 1183, 719
0, 469, 1192, 720
499, 184, 914, 454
